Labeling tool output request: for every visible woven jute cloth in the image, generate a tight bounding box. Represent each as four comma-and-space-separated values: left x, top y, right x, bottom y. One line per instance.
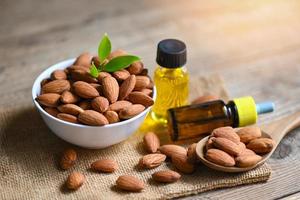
0, 75, 271, 200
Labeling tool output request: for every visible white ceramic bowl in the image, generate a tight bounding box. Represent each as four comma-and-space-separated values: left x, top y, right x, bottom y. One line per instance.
32, 58, 156, 149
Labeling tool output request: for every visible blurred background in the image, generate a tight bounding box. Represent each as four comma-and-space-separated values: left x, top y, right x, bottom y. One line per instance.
0, 0, 299, 115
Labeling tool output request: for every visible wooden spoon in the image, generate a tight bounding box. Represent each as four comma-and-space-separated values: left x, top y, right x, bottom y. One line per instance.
196, 111, 300, 173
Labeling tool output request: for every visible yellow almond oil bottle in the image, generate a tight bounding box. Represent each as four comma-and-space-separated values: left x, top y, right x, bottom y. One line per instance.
151, 39, 189, 124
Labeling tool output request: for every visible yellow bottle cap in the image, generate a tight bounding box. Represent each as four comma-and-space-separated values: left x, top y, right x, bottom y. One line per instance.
233, 96, 257, 127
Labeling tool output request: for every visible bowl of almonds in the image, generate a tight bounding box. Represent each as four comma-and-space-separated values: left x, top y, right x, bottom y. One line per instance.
32, 34, 155, 149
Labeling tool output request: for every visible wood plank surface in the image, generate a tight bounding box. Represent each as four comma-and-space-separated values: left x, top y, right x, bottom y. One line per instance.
1, 0, 300, 199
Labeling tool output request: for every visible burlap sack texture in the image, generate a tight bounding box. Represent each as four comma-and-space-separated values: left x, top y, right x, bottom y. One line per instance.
0, 75, 271, 199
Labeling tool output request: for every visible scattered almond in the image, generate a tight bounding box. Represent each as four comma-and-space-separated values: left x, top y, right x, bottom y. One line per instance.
66, 171, 85, 190
205, 149, 235, 167
91, 159, 118, 173
116, 175, 144, 192
78, 110, 108, 126
187, 143, 198, 164
119, 104, 145, 119
143, 132, 160, 153
138, 153, 166, 169
158, 145, 186, 158
172, 154, 195, 174
60, 149, 77, 170
152, 170, 181, 183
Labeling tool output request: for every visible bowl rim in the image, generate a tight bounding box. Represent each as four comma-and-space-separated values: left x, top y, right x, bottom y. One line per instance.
32, 58, 156, 129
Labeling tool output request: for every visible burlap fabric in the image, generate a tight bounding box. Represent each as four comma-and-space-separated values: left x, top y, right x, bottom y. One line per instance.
0, 75, 271, 199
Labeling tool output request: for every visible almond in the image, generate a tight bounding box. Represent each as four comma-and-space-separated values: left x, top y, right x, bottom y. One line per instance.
140, 88, 153, 96
238, 142, 246, 150
71, 69, 98, 83
172, 154, 195, 174
143, 132, 160, 153
128, 91, 154, 107
237, 126, 262, 144
73, 81, 100, 99
91, 159, 118, 173
235, 154, 262, 168
109, 100, 132, 112
74, 52, 93, 67
41, 78, 51, 87
58, 104, 84, 115
42, 80, 71, 94
67, 65, 90, 73
66, 172, 85, 190
211, 137, 242, 156
191, 95, 219, 105
91, 96, 109, 113
187, 143, 198, 164
44, 107, 60, 117
119, 104, 145, 119
127, 61, 144, 75
97, 72, 111, 83
119, 75, 136, 100
205, 149, 235, 167
78, 110, 108, 126
60, 149, 77, 170
139, 68, 148, 76
108, 49, 127, 60
116, 175, 144, 192
102, 76, 119, 103
113, 69, 130, 81
60, 91, 80, 104
206, 137, 215, 150
51, 69, 67, 80
152, 170, 181, 183
138, 153, 166, 169
89, 83, 102, 94
36, 93, 60, 107
78, 100, 92, 110
247, 138, 275, 154
57, 113, 78, 123
146, 80, 154, 89
158, 145, 186, 158
104, 110, 120, 124
238, 148, 256, 156
134, 76, 150, 90
211, 126, 240, 144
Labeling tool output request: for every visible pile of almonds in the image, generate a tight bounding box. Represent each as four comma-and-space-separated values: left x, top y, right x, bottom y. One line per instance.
205, 126, 276, 168
61, 132, 199, 192
36, 51, 154, 126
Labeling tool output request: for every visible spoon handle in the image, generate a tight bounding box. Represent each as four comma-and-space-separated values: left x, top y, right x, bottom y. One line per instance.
261, 111, 300, 144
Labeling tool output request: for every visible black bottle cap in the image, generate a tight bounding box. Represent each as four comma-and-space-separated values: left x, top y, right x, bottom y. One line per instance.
156, 39, 187, 68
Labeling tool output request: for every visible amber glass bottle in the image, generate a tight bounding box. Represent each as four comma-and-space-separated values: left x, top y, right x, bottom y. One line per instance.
151, 39, 189, 124
167, 96, 274, 141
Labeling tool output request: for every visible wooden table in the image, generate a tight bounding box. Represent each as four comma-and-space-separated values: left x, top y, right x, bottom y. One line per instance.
1, 0, 300, 199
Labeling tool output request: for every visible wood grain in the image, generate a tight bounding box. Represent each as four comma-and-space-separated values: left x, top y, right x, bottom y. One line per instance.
1, 0, 300, 199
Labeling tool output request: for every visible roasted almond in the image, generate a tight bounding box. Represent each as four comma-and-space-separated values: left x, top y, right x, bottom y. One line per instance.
191, 95, 219, 105
108, 49, 127, 60
113, 69, 130, 81
78, 110, 108, 126
116, 175, 144, 192
237, 126, 262, 144
109, 100, 132, 112
211, 126, 240, 144
152, 170, 181, 183
134, 76, 150, 90
172, 154, 195, 174
143, 132, 160, 153
42, 80, 71, 94
104, 110, 120, 124
119, 104, 145, 119
57, 113, 78, 123
91, 159, 118, 173
91, 96, 109, 113
66, 171, 85, 190
74, 52, 93, 67
73, 81, 100, 99
235, 154, 262, 168
211, 137, 242, 156
58, 104, 84, 116
36, 93, 61, 107
51, 69, 67, 80
127, 61, 144, 75
44, 107, 60, 117
247, 138, 275, 154
187, 143, 198, 164
71, 69, 98, 83
128, 91, 154, 107
158, 145, 186, 158
138, 153, 166, 169
60, 91, 80, 104
102, 76, 119, 103
205, 149, 235, 167
60, 149, 77, 170
119, 75, 136, 100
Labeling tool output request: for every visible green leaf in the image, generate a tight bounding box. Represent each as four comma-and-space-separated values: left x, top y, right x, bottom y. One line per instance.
90, 62, 99, 78
98, 33, 111, 62
103, 55, 140, 72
